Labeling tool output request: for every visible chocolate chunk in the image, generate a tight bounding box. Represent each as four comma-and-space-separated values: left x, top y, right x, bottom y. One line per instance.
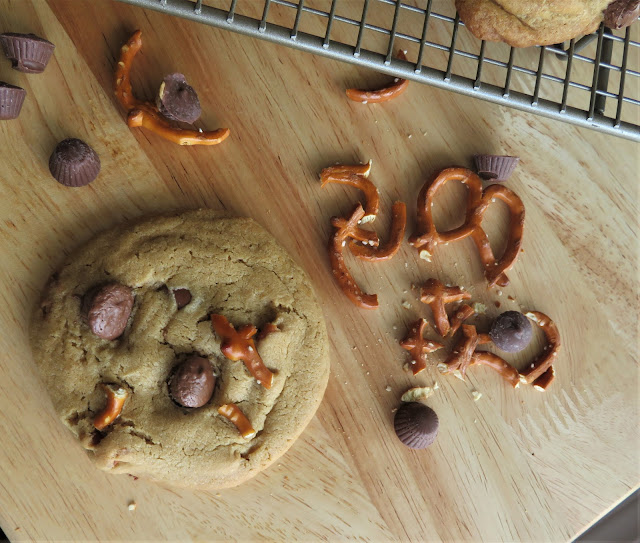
49, 138, 101, 187
85, 283, 134, 340
394, 402, 439, 449
173, 288, 192, 309
169, 356, 215, 408
156, 73, 201, 123
0, 82, 26, 120
604, 0, 640, 30
489, 311, 533, 353
0, 32, 55, 74
473, 155, 520, 182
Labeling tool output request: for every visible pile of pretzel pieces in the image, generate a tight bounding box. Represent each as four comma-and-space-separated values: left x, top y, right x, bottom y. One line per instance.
321, 161, 560, 392
114, 30, 230, 146
399, 279, 560, 391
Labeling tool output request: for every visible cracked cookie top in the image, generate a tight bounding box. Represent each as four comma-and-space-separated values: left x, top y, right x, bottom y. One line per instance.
30, 209, 330, 489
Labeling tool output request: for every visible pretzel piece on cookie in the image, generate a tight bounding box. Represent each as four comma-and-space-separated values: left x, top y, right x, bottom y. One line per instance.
115, 30, 230, 146
328, 204, 379, 309
211, 314, 274, 389
93, 384, 129, 431
400, 318, 444, 375
346, 50, 410, 103
349, 201, 406, 262
218, 403, 256, 439
419, 278, 471, 337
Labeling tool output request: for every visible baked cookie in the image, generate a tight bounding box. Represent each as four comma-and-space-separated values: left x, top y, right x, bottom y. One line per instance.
30, 210, 330, 489
455, 0, 612, 47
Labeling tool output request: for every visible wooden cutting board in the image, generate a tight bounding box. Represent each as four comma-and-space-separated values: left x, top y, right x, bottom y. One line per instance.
0, 1, 637, 540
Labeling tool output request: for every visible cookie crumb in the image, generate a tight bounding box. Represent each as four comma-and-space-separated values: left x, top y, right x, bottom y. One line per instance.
401, 300, 411, 309
128, 501, 137, 511
471, 390, 482, 402
385, 385, 392, 392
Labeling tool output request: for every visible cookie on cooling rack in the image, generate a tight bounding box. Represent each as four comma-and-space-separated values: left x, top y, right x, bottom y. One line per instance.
455, 0, 613, 48
30, 210, 330, 489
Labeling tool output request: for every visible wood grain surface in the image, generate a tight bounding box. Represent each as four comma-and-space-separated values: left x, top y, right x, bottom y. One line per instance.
0, 0, 638, 541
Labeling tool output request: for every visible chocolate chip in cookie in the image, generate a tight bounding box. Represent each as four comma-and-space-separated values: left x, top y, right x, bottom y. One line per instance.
84, 283, 134, 340
169, 356, 216, 408
604, 0, 640, 29
173, 288, 192, 309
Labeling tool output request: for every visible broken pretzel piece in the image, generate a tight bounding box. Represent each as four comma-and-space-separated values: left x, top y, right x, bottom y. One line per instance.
115, 30, 230, 146
519, 311, 560, 388
471, 351, 521, 388
328, 204, 379, 309
211, 314, 274, 389
93, 383, 129, 431
400, 318, 444, 375
419, 278, 471, 337
349, 201, 406, 262
346, 50, 409, 103
218, 403, 256, 439
448, 303, 475, 337
320, 161, 379, 221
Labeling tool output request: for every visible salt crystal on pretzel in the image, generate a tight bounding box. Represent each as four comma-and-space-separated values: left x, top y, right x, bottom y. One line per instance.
419, 278, 471, 337
211, 314, 274, 389
400, 318, 444, 375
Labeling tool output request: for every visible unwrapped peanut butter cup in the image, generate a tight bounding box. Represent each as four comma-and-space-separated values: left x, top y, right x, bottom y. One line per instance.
0, 32, 55, 74
474, 154, 519, 182
394, 402, 439, 449
0, 82, 26, 120
49, 138, 101, 187
156, 73, 201, 123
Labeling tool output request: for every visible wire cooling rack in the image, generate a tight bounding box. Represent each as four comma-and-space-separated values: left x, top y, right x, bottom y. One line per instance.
116, 0, 640, 141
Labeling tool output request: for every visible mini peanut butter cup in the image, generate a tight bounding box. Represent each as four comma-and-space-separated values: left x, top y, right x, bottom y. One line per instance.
474, 154, 519, 182
0, 82, 26, 120
156, 73, 201, 123
49, 138, 101, 187
394, 402, 439, 449
0, 32, 55, 74
604, 0, 640, 30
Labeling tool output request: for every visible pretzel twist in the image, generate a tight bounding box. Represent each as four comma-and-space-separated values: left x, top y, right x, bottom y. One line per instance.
320, 162, 379, 221
400, 318, 444, 375
346, 50, 409, 103
409, 168, 525, 288
349, 201, 406, 262
328, 204, 379, 309
419, 278, 471, 336
211, 314, 274, 388
115, 30, 230, 146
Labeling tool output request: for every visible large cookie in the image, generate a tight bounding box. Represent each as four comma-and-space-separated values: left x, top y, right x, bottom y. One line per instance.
455, 0, 612, 47
30, 210, 330, 489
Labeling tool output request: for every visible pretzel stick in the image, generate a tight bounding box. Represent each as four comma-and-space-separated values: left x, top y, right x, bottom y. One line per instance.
419, 278, 471, 337
519, 311, 560, 385
328, 204, 379, 309
400, 318, 444, 375
349, 201, 406, 261
211, 314, 274, 388
469, 184, 525, 288
346, 50, 409, 103
114, 30, 230, 146
471, 351, 521, 388
442, 324, 480, 379
93, 384, 128, 431
321, 165, 380, 222
448, 304, 475, 336
218, 403, 256, 439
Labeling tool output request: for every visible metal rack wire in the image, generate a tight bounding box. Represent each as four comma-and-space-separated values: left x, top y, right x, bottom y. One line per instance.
116, 0, 640, 141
